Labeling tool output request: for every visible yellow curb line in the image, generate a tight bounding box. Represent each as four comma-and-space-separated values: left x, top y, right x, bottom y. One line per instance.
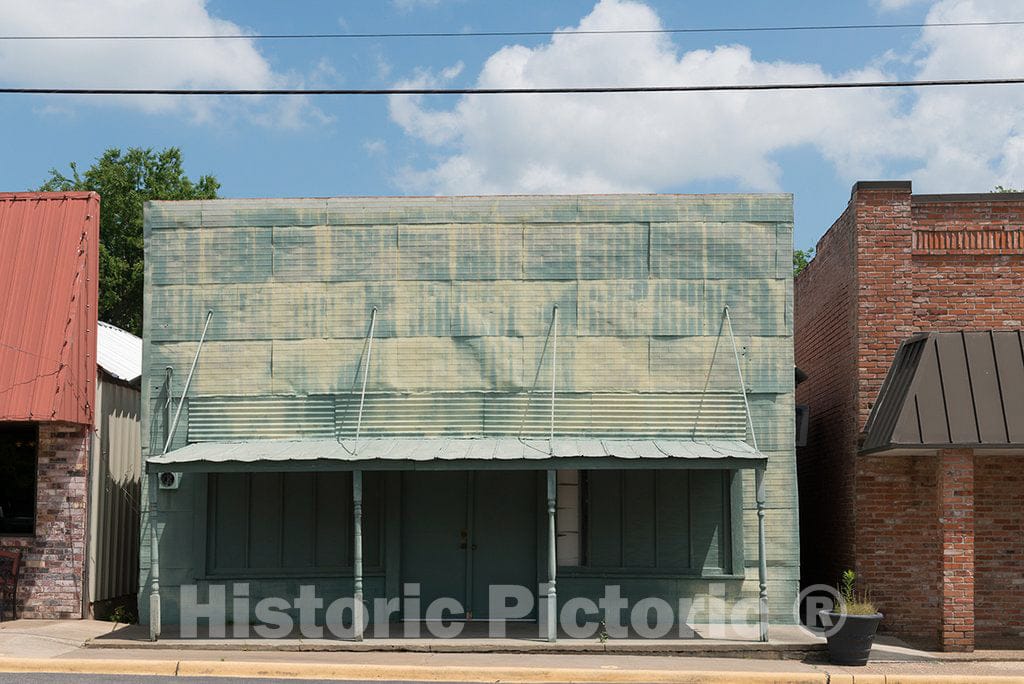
0, 658, 1021, 683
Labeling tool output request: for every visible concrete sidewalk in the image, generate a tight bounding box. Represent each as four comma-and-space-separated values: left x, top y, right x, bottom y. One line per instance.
0, 620, 1021, 682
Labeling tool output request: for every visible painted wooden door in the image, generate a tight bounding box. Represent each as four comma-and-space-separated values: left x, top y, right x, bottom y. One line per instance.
401, 471, 538, 620
401, 471, 470, 617
470, 470, 537, 619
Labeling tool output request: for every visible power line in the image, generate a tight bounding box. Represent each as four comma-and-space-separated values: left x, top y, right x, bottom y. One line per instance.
1, 19, 1023, 41
2, 77, 1024, 96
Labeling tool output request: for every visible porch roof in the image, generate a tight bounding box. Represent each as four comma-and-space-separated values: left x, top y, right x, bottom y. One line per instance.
146, 437, 766, 472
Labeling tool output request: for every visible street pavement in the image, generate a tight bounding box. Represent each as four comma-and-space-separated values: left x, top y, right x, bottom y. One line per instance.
0, 620, 1022, 681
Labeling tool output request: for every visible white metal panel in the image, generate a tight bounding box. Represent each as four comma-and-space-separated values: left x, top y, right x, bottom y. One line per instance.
97, 321, 142, 384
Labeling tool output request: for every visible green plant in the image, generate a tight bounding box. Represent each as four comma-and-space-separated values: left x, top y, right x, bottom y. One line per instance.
107, 604, 137, 625
598, 619, 609, 643
793, 247, 815, 276
835, 569, 877, 615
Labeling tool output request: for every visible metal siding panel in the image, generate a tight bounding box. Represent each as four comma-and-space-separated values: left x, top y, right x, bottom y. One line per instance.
577, 280, 650, 336
273, 225, 398, 282
577, 224, 648, 279
935, 333, 979, 444
0, 193, 98, 424
523, 225, 577, 280
911, 342, 951, 444
963, 332, 1007, 443
451, 282, 575, 337
452, 225, 524, 280
993, 331, 1024, 443
150, 226, 273, 285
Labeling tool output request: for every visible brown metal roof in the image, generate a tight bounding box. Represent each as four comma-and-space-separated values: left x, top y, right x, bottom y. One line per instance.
862, 331, 1024, 453
0, 192, 99, 424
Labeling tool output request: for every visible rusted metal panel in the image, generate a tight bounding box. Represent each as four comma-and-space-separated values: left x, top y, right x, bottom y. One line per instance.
0, 192, 99, 424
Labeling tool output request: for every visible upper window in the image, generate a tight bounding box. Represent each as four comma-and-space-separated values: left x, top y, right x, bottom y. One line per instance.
0, 424, 37, 536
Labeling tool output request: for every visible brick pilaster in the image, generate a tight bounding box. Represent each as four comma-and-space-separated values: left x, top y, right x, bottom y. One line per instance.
938, 449, 974, 652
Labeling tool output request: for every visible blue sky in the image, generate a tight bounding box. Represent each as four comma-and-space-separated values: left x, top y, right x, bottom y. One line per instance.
2, 0, 1023, 249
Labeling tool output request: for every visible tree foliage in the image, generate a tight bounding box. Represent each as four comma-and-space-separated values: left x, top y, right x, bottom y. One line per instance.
793, 247, 815, 276
993, 185, 1021, 193
40, 147, 219, 336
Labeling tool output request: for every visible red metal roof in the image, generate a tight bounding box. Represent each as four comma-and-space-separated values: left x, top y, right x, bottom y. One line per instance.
0, 192, 99, 424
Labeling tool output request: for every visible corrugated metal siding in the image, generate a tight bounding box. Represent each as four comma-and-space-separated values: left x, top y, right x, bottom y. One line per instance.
0, 192, 99, 424
97, 321, 142, 384
187, 392, 747, 441
89, 374, 141, 605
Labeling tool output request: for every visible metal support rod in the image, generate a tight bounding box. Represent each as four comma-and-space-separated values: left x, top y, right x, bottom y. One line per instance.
353, 471, 364, 641
724, 306, 758, 451
163, 367, 174, 447
549, 305, 558, 454
162, 310, 213, 454
148, 474, 161, 641
354, 308, 377, 455
546, 469, 557, 642
755, 466, 769, 643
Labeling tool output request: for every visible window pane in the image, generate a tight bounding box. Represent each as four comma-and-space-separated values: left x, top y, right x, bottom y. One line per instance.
0, 424, 37, 535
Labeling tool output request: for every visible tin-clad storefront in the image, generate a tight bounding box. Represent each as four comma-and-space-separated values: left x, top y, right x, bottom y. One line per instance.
139, 194, 797, 639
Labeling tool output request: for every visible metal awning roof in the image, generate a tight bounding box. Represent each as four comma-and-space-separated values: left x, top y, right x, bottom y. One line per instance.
862, 331, 1024, 454
146, 437, 766, 472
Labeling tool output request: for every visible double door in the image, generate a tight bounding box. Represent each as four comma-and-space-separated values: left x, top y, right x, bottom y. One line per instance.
401, 470, 538, 619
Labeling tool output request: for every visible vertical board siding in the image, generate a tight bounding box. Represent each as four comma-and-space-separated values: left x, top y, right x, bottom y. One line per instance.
207, 471, 382, 575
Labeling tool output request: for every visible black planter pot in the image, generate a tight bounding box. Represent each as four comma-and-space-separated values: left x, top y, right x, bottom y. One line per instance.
819, 611, 883, 666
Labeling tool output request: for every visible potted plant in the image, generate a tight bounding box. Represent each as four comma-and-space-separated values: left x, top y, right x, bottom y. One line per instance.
819, 570, 883, 666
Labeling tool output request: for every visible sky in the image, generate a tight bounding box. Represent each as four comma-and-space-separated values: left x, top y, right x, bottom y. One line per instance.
1, 0, 1023, 250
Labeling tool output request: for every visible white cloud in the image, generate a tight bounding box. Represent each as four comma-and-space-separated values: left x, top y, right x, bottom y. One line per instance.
873, 0, 931, 11
0, 0, 326, 127
389, 0, 1024, 195
388, 0, 900, 194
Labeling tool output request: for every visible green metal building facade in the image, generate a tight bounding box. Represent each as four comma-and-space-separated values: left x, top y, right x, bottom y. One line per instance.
139, 194, 797, 637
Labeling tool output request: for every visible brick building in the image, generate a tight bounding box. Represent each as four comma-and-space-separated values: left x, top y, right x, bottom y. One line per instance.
0, 192, 99, 618
795, 181, 1024, 651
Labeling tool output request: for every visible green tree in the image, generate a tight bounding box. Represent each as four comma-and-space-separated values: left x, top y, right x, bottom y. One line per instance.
40, 147, 219, 336
993, 185, 1020, 193
793, 247, 815, 276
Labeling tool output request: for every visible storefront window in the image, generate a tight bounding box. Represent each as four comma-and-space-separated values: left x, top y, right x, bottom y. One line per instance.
0, 423, 37, 536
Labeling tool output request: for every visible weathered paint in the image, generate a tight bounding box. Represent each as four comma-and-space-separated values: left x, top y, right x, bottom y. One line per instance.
0, 192, 99, 424
140, 194, 797, 627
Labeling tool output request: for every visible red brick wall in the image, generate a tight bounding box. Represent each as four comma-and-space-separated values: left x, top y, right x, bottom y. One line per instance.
794, 200, 859, 588
975, 455, 1024, 647
937, 450, 975, 652
855, 454, 941, 647
0, 422, 88, 619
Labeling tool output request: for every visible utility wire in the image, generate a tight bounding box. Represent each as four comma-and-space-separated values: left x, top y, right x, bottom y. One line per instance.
1, 19, 1023, 41
2, 77, 1024, 96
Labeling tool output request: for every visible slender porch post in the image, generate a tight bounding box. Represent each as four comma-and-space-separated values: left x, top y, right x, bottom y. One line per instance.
755, 465, 769, 642
546, 469, 557, 642
148, 472, 161, 641
353, 470, 364, 641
